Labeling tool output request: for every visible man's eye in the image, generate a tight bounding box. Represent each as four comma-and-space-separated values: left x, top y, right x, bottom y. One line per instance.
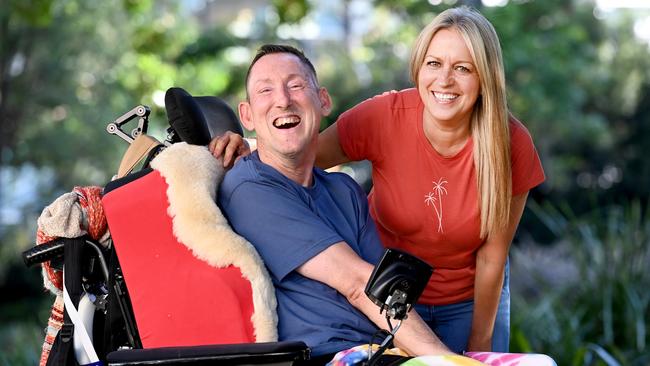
289, 83, 304, 90
259, 88, 272, 94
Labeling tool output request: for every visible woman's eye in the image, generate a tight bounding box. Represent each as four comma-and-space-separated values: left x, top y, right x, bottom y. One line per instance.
426, 61, 441, 67
455, 65, 471, 73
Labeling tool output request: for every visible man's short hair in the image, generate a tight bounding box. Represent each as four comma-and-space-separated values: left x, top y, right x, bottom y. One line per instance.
245, 44, 319, 97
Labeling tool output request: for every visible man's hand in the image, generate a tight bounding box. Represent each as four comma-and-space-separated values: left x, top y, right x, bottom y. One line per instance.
208, 131, 252, 169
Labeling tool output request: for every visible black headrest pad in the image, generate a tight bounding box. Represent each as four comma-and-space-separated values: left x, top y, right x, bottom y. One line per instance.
164, 87, 243, 145
193, 96, 243, 138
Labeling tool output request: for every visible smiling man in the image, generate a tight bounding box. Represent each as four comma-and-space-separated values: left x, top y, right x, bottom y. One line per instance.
217, 44, 453, 364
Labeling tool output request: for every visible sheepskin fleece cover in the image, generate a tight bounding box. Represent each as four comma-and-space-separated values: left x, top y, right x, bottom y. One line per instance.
149, 142, 278, 342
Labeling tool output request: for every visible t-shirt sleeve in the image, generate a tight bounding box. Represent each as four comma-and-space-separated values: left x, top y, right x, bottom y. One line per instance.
357, 213, 385, 266
342, 175, 385, 266
336, 93, 392, 163
221, 181, 344, 281
510, 117, 546, 196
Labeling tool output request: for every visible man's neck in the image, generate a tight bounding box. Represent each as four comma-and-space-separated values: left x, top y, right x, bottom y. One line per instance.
257, 150, 315, 187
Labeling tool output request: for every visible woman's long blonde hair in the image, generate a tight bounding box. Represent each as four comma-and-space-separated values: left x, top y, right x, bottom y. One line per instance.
410, 7, 511, 239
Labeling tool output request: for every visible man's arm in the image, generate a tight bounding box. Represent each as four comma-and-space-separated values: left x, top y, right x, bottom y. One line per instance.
297, 242, 454, 357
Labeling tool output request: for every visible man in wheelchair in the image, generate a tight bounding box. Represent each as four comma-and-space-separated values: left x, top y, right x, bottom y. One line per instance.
217, 44, 453, 364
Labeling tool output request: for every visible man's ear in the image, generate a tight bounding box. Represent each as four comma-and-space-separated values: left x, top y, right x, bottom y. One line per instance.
238, 101, 254, 131
319, 87, 333, 117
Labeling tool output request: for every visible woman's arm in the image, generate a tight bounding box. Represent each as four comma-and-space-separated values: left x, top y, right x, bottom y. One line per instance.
315, 122, 351, 169
208, 131, 251, 168
467, 192, 529, 351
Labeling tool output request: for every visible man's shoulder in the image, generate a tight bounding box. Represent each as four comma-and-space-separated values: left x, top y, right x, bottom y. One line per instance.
220, 154, 299, 203
315, 169, 365, 197
219, 154, 278, 206
221, 155, 258, 191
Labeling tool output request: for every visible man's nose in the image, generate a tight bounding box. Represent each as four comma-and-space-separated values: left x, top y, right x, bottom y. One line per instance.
274, 86, 292, 108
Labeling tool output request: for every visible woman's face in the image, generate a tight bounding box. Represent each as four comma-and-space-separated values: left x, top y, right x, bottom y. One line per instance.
417, 28, 480, 128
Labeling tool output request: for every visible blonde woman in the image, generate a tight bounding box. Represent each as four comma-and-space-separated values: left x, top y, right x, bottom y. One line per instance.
313, 7, 544, 353
210, 6, 544, 354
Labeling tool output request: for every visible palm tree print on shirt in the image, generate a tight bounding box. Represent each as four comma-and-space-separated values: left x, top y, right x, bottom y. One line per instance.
424, 178, 448, 233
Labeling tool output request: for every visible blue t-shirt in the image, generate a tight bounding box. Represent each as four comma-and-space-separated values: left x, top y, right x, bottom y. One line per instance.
218, 152, 384, 356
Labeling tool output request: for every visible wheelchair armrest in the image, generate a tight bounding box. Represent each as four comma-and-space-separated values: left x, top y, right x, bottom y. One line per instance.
106, 341, 310, 366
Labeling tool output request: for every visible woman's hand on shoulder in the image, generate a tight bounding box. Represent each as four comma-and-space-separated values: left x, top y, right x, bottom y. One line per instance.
208, 131, 252, 169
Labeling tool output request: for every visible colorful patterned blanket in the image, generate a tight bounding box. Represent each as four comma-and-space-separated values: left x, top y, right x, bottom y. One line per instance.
326, 345, 557, 366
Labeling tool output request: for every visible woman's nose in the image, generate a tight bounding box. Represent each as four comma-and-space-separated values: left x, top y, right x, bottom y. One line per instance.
436, 67, 454, 86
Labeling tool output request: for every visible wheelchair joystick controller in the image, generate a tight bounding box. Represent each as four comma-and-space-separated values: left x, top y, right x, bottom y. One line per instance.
364, 249, 433, 365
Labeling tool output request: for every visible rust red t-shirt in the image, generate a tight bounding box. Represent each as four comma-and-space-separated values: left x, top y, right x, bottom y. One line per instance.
337, 88, 545, 305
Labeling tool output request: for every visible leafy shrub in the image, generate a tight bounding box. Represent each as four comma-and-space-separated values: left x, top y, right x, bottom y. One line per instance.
511, 200, 650, 365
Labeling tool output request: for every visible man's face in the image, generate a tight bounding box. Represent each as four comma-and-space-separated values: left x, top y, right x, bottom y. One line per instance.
239, 53, 331, 162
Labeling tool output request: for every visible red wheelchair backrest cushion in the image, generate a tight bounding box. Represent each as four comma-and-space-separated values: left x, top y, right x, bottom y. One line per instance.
102, 143, 277, 348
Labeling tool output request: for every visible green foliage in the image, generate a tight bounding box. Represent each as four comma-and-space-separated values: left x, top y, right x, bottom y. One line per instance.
483, 1, 608, 204
9, 0, 55, 26
122, 0, 153, 14
177, 26, 237, 63
0, 262, 52, 365
273, 0, 311, 24
512, 200, 650, 365
0, 321, 44, 365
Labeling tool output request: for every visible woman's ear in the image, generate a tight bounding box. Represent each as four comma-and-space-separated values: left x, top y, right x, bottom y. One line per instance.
238, 101, 254, 131
319, 87, 333, 117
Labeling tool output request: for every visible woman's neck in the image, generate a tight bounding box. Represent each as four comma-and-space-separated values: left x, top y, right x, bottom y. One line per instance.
422, 114, 471, 157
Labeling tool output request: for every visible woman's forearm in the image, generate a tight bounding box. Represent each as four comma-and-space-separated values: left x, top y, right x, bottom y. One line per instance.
468, 256, 506, 351
316, 122, 351, 169
468, 193, 529, 351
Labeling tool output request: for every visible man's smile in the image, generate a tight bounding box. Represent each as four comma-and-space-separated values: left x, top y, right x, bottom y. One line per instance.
273, 115, 301, 129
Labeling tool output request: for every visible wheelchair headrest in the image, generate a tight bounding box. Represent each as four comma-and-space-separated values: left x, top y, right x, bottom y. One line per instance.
165, 87, 243, 145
